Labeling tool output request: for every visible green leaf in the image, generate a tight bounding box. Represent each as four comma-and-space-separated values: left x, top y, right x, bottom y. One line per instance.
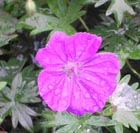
86, 115, 116, 127
113, 109, 140, 131
0, 10, 17, 47
12, 73, 22, 90
16, 13, 49, 33
12, 107, 19, 128
103, 106, 113, 116
80, 0, 96, 5
63, 1, 85, 24
106, 0, 135, 25
43, 112, 78, 127
0, 81, 7, 91
55, 123, 79, 133
47, 0, 67, 18
119, 74, 130, 84
22, 65, 38, 82
114, 123, 123, 133
131, 82, 139, 90
20, 80, 40, 103
0, 117, 3, 124
116, 41, 140, 60
0, 58, 27, 84
95, 0, 109, 7
0, 101, 12, 117
126, 43, 140, 60
17, 104, 33, 131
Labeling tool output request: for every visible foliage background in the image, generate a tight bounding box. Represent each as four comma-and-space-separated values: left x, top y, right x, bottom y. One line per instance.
0, 0, 140, 132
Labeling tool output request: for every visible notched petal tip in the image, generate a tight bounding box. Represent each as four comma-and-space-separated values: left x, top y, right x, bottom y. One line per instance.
66, 32, 103, 61
51, 31, 67, 36
48, 31, 68, 45
35, 47, 47, 68
96, 52, 120, 69
96, 36, 102, 44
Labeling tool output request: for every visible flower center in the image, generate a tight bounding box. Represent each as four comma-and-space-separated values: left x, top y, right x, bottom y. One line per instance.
63, 61, 81, 77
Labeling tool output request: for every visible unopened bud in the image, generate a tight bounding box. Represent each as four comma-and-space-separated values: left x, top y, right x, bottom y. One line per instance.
25, 0, 36, 16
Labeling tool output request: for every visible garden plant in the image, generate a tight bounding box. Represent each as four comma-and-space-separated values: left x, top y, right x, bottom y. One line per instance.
0, 0, 140, 133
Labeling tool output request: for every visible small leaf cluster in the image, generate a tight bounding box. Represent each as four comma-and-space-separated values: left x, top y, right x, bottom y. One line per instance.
16, 0, 85, 35
0, 58, 40, 132
41, 111, 116, 133
110, 74, 140, 132
93, 15, 140, 67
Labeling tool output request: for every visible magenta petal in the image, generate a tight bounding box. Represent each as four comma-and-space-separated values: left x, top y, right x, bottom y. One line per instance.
80, 52, 120, 97
38, 69, 72, 111
35, 32, 68, 68
67, 80, 101, 115
35, 48, 64, 68
47, 31, 68, 62
65, 32, 102, 61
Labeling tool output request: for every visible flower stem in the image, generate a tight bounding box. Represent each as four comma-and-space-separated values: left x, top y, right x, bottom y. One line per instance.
79, 17, 90, 32
126, 59, 140, 78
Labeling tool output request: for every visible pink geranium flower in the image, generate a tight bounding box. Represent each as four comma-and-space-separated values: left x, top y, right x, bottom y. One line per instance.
35, 31, 120, 115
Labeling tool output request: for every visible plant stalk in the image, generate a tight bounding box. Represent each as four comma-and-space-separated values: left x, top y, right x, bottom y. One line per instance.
79, 17, 90, 32
126, 59, 140, 79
